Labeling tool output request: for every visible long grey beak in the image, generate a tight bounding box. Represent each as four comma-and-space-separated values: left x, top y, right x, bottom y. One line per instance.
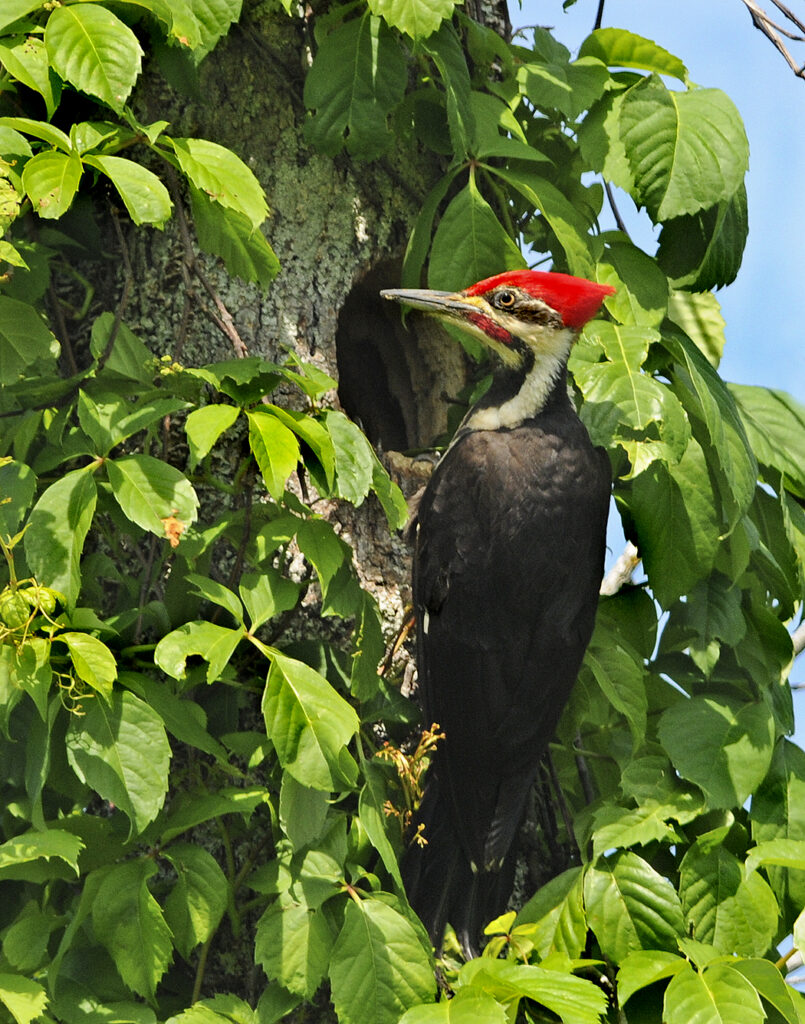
380, 288, 479, 318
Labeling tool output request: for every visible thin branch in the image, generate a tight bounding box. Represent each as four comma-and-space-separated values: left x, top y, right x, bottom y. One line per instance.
165, 166, 250, 358
594, 0, 606, 31
741, 0, 805, 77
604, 180, 628, 235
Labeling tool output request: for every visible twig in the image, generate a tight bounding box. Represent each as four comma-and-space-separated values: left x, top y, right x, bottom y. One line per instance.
48, 281, 77, 373
604, 180, 628, 235
165, 167, 250, 358
600, 541, 640, 596
741, 0, 805, 77
594, 0, 606, 31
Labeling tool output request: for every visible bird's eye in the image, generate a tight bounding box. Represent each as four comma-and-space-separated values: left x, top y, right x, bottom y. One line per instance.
496, 290, 516, 309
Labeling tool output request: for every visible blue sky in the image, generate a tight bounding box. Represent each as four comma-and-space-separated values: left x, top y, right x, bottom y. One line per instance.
512, 0, 805, 403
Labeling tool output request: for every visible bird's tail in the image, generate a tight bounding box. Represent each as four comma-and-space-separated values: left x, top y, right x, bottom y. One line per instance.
401, 778, 517, 958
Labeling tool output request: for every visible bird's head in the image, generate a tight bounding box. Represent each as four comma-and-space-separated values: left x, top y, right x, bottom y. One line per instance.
380, 269, 614, 370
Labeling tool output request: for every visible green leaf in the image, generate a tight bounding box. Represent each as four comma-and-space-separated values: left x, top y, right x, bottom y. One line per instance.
664, 329, 756, 525
399, 991, 506, 1024
265, 405, 335, 488
663, 962, 764, 1024
0, 459, 36, 535
596, 238, 668, 328
621, 438, 719, 606
45, 4, 143, 113
92, 859, 173, 1001
657, 186, 748, 291
106, 453, 198, 542
667, 290, 726, 368
0, 975, 48, 1024
617, 950, 686, 1006
329, 897, 435, 1024
368, 0, 455, 39
578, 28, 688, 81
154, 620, 245, 684
658, 696, 775, 809
371, 455, 408, 531
164, 843, 228, 958
350, 591, 385, 700
57, 631, 117, 701
25, 467, 97, 610
296, 518, 360, 618
0, 36, 59, 119
255, 897, 335, 1000
21, 150, 82, 220
279, 773, 329, 849
745, 838, 805, 875
577, 89, 635, 196
65, 690, 171, 836
178, 0, 243, 60
239, 569, 301, 631
428, 177, 525, 290
89, 312, 154, 382
185, 404, 240, 469
487, 165, 595, 278
0, 115, 71, 152
421, 24, 474, 159
303, 13, 407, 159
619, 76, 748, 222
122, 672, 229, 762
517, 55, 610, 121
400, 169, 459, 288
186, 573, 244, 623
359, 760, 404, 889
679, 840, 779, 956
591, 802, 684, 858
515, 867, 587, 959
730, 384, 805, 497
582, 632, 647, 741
457, 958, 608, 1024
158, 786, 267, 844
84, 155, 172, 227
0, 828, 83, 880
571, 322, 689, 474
188, 187, 280, 289
246, 408, 300, 500
262, 651, 359, 791
0, 295, 60, 378
750, 739, 805, 915
323, 410, 374, 506
169, 139, 267, 228
729, 959, 800, 1024
584, 851, 684, 960
0, 2, 46, 33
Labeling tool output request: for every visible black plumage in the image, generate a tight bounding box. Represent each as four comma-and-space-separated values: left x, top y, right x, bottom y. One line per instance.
381, 270, 613, 955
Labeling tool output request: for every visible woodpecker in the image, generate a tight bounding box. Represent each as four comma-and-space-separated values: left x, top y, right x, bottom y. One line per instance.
380, 269, 613, 956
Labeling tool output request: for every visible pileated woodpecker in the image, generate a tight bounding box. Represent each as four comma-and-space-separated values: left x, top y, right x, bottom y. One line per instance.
381, 269, 614, 955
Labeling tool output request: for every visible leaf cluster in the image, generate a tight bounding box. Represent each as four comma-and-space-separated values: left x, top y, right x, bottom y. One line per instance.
0, 2, 804, 1024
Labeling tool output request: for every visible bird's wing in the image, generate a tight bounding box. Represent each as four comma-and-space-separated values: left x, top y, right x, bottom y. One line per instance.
413, 426, 609, 870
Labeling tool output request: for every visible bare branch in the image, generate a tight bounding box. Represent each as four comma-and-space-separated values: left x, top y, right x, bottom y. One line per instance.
741, 0, 805, 78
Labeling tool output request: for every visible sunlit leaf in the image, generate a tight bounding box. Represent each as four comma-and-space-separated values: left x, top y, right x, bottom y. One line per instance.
92, 859, 173, 1001
65, 690, 171, 836
45, 4, 143, 113
303, 13, 407, 159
